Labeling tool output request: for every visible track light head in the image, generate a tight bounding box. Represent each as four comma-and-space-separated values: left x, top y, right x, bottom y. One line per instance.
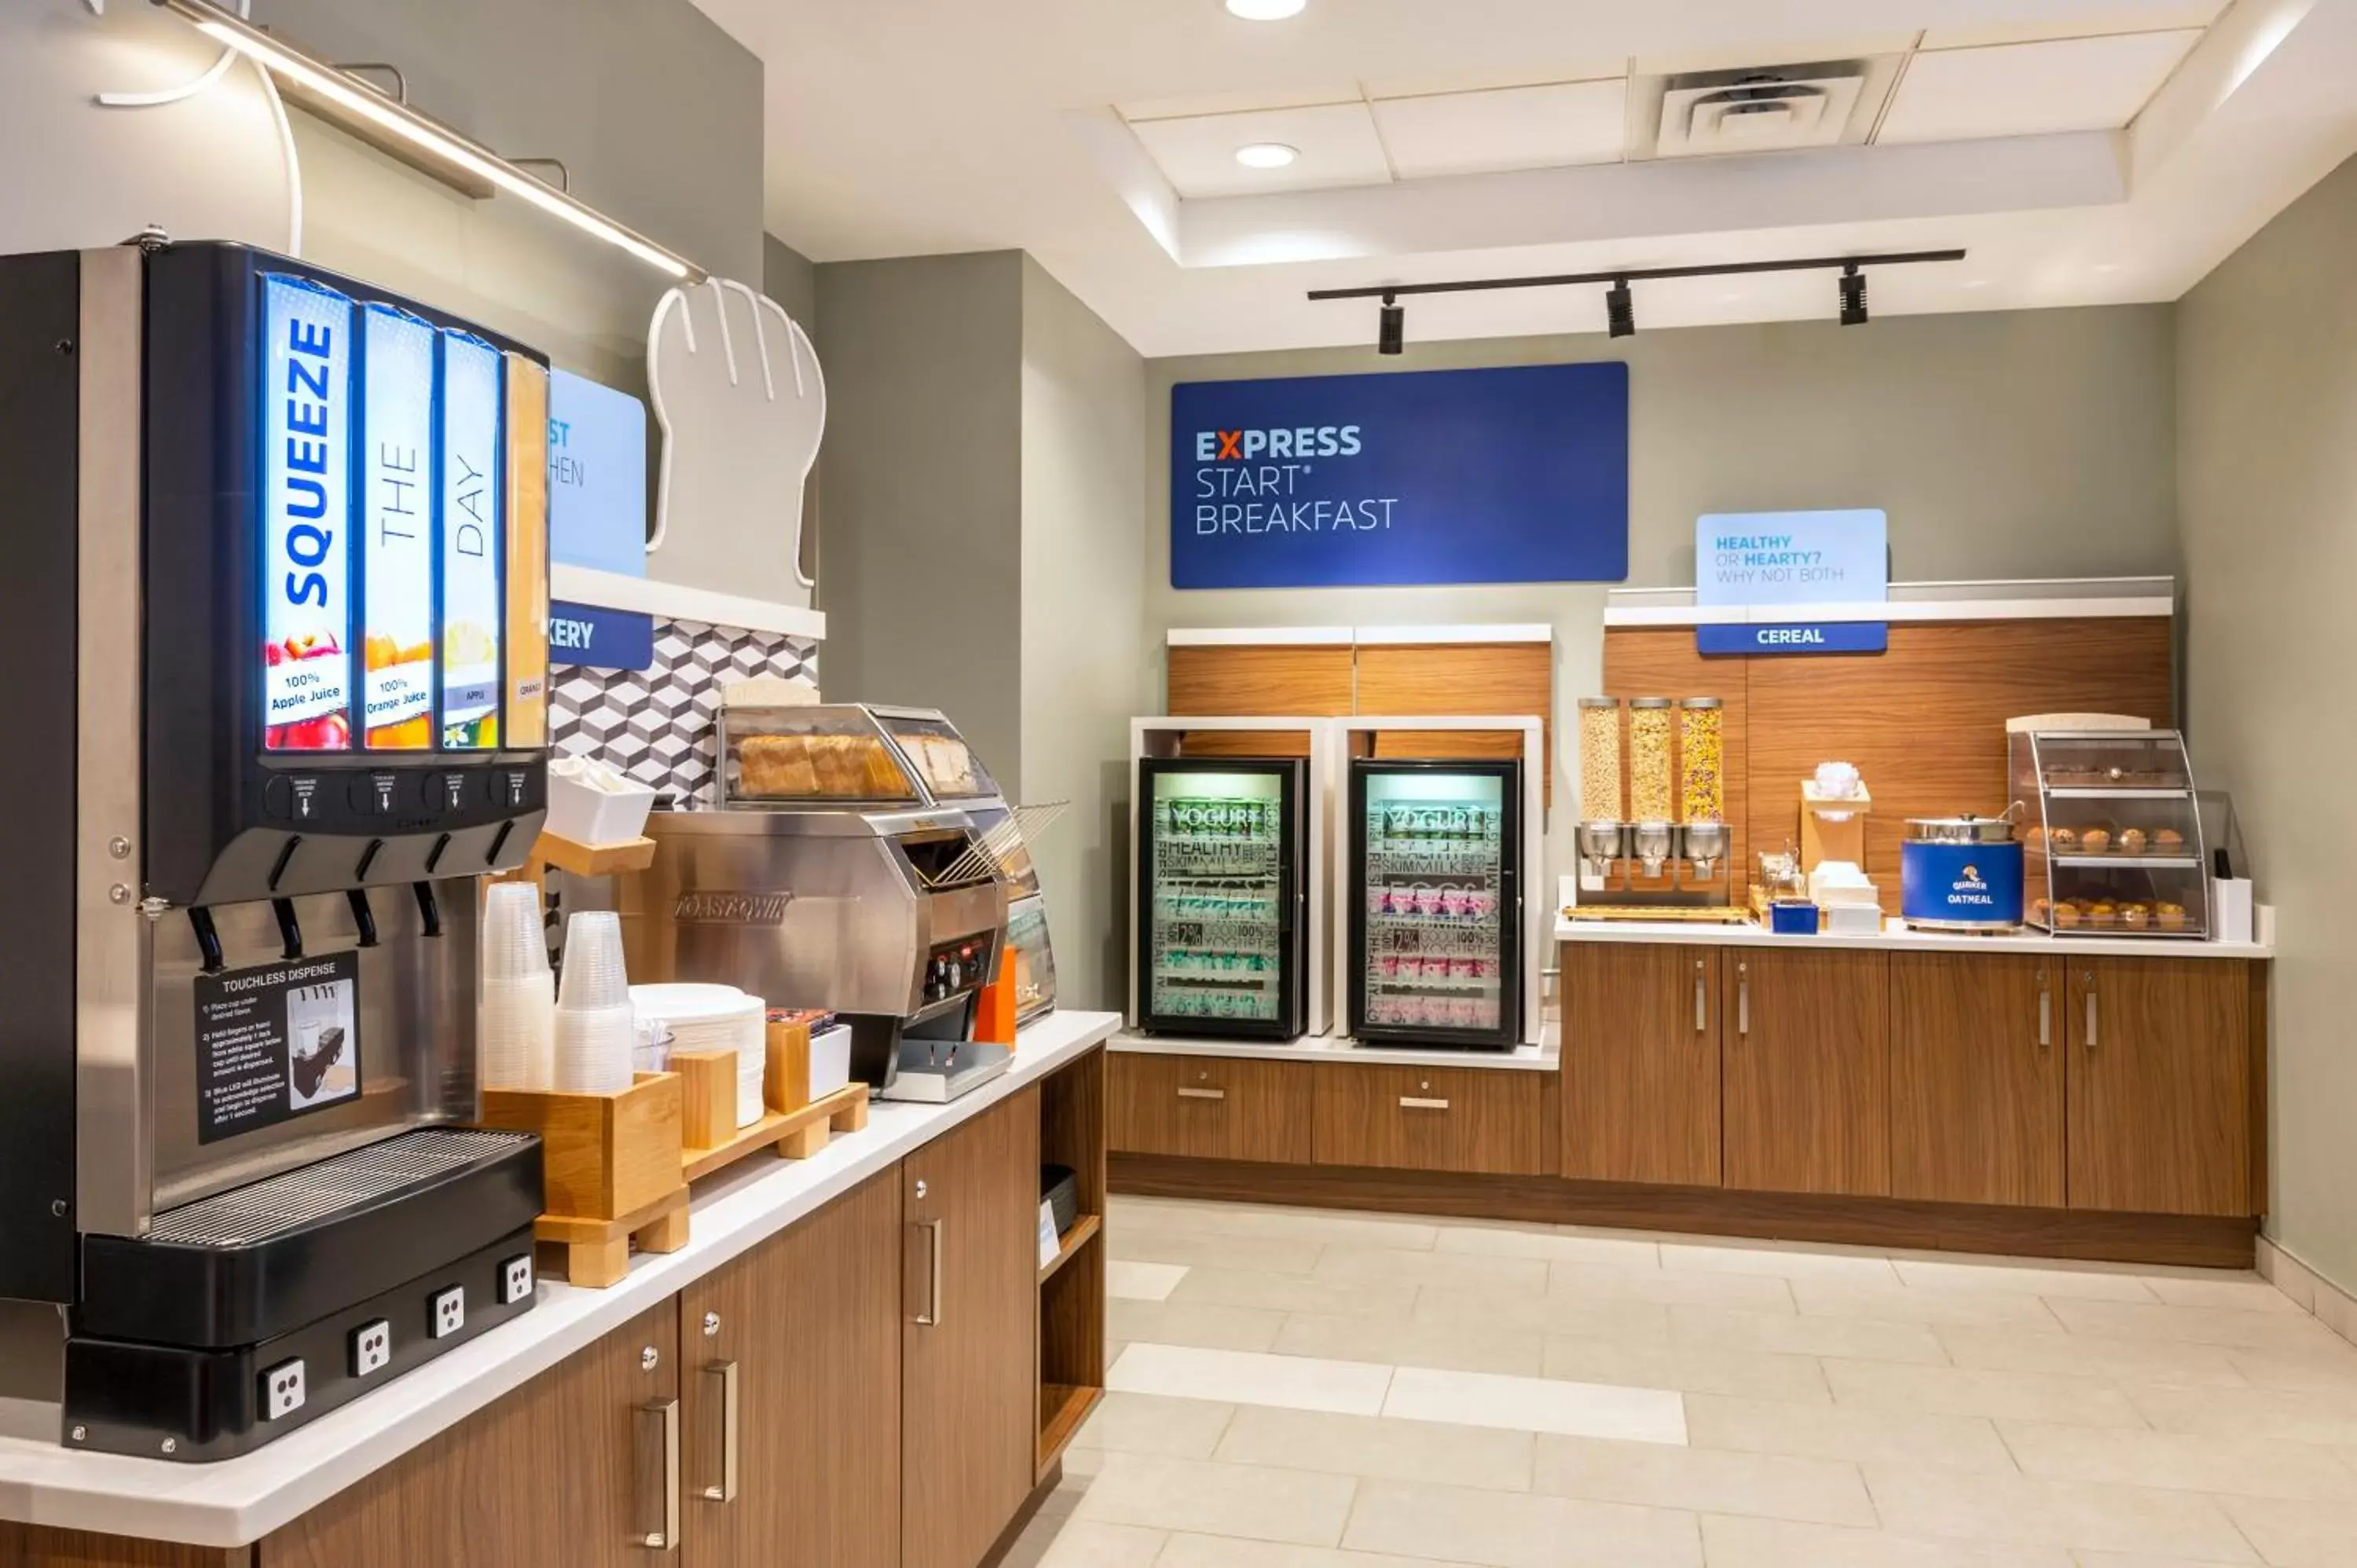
1839, 264, 1868, 326
1378, 293, 1404, 355
1605, 278, 1634, 339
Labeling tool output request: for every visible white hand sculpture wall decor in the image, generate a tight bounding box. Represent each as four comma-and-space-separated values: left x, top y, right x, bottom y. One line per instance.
646, 277, 825, 610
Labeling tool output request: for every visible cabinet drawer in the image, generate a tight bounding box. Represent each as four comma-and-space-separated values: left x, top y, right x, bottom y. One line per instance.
1311, 1064, 1545, 1176
1109, 1053, 1311, 1164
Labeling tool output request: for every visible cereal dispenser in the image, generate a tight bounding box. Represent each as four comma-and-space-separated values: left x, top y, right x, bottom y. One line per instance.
1567, 693, 1736, 911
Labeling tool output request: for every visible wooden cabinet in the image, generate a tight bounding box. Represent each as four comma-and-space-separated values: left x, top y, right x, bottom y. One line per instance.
1560, 943, 1721, 1187
902, 1090, 1040, 1568
2067, 958, 2251, 1217
677, 1168, 902, 1568
259, 1301, 680, 1568
1311, 1063, 1545, 1175
1722, 949, 1890, 1197
1890, 954, 2065, 1207
1109, 1053, 1312, 1163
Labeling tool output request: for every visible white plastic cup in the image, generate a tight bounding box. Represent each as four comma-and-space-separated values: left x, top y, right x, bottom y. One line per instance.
552, 1004, 636, 1094
479, 973, 555, 1091
558, 910, 631, 1012
482, 883, 552, 980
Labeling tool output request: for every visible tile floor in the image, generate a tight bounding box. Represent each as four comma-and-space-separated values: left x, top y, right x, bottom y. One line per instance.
1001, 1194, 2357, 1568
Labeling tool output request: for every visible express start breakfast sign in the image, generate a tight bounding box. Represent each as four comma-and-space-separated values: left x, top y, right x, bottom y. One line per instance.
1168, 363, 1629, 589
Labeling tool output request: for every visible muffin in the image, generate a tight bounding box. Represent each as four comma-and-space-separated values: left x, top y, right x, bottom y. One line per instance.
2155, 828, 2186, 852
2053, 903, 2084, 929
2049, 827, 2080, 852
2087, 901, 2117, 927
2122, 903, 2151, 931
2118, 828, 2148, 855
2157, 902, 2187, 930
2029, 897, 2051, 926
2080, 829, 2112, 854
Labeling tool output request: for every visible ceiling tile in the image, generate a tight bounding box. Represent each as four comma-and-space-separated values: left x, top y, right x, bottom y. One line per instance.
1372, 80, 1627, 179
1128, 102, 1392, 198
1119, 85, 1361, 123
1879, 30, 2202, 145
1362, 63, 1626, 101
1633, 35, 1921, 78
1922, 4, 2226, 51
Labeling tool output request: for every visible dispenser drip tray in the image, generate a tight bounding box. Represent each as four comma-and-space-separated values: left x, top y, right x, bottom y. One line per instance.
878, 1040, 1012, 1104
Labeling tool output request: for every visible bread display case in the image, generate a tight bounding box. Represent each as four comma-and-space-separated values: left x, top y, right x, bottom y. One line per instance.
2012, 724, 2209, 937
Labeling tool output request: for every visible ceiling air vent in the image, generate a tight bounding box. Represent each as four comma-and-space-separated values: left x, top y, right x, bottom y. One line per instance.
1652, 60, 1874, 158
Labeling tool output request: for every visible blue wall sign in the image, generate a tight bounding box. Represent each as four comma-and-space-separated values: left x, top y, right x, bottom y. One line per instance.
1698, 621, 1890, 656
548, 368, 648, 579
1169, 363, 1629, 589
1695, 508, 1888, 655
548, 599, 654, 672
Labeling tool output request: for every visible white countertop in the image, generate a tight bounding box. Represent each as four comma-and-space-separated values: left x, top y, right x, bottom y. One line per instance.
1111, 1027, 1559, 1071
1553, 916, 2273, 960
0, 1011, 1121, 1548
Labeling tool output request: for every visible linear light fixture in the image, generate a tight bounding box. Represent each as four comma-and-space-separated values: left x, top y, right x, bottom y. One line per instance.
152, 0, 702, 281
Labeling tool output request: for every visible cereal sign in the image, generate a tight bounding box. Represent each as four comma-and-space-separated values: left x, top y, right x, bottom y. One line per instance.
1693, 509, 1889, 658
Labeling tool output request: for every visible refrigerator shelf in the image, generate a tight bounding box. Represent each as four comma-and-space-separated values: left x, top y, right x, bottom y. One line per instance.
1366, 849, 1502, 877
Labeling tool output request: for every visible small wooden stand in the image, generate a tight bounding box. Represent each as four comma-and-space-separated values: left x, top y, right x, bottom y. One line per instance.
489, 829, 659, 904
534, 1187, 692, 1289
1800, 782, 1873, 874
478, 1072, 691, 1288
680, 1082, 871, 1182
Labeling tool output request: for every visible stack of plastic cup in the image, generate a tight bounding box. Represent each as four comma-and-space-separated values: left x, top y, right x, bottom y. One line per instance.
554, 910, 636, 1094
478, 883, 554, 1091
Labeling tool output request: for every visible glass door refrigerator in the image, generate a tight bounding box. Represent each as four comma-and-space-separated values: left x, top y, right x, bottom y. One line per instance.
1135, 759, 1309, 1039
1349, 759, 1524, 1050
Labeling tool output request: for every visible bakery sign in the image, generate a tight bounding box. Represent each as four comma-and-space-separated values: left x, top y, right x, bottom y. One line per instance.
1694, 509, 1889, 657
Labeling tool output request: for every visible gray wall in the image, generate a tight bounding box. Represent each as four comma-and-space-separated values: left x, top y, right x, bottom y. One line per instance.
2179, 155, 2357, 1297
1020, 259, 1150, 1009
1147, 306, 2181, 876
813, 252, 1027, 793
3, 0, 771, 593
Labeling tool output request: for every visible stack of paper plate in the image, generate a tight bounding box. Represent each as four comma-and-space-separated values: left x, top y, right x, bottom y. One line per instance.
630, 984, 767, 1126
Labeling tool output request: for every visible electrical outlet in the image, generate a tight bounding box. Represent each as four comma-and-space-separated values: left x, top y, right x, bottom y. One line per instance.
261, 1358, 306, 1421
350, 1319, 392, 1378
430, 1285, 465, 1339
498, 1255, 533, 1306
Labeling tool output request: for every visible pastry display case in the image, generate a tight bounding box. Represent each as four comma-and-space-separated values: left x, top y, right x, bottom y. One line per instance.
2011, 724, 2209, 937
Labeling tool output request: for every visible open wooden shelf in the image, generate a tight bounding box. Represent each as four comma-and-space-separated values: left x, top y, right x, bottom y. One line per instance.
1039, 1382, 1102, 1473
534, 832, 657, 877
1037, 1213, 1101, 1285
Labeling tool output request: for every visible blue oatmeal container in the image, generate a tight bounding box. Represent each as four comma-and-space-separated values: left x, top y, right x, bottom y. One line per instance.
1901, 815, 2025, 931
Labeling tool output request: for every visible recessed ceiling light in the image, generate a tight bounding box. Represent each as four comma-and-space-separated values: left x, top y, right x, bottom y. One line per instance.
1235, 141, 1299, 169
1226, 0, 1306, 17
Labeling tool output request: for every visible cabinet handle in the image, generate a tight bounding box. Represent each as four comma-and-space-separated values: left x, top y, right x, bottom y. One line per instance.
911, 1218, 944, 1327
1176, 1086, 1226, 1101
1693, 969, 1706, 1034
699, 1360, 739, 1504
634, 1398, 680, 1552
2084, 984, 2099, 1051
1736, 963, 1750, 1038
1398, 1096, 1450, 1111
2037, 980, 2051, 1051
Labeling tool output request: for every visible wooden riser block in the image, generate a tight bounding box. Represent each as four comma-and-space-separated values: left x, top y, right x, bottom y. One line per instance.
533, 1185, 691, 1288
673, 1049, 741, 1152
478, 1072, 684, 1222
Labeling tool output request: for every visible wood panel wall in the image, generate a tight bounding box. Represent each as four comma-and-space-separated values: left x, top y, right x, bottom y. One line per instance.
1167, 646, 1354, 717
1603, 617, 2173, 912
1166, 639, 1552, 798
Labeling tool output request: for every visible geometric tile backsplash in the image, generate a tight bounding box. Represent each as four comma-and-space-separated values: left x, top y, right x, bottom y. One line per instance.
550, 617, 819, 808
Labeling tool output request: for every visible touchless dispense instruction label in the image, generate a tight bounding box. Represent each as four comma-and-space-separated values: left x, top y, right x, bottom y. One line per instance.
195, 953, 362, 1145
